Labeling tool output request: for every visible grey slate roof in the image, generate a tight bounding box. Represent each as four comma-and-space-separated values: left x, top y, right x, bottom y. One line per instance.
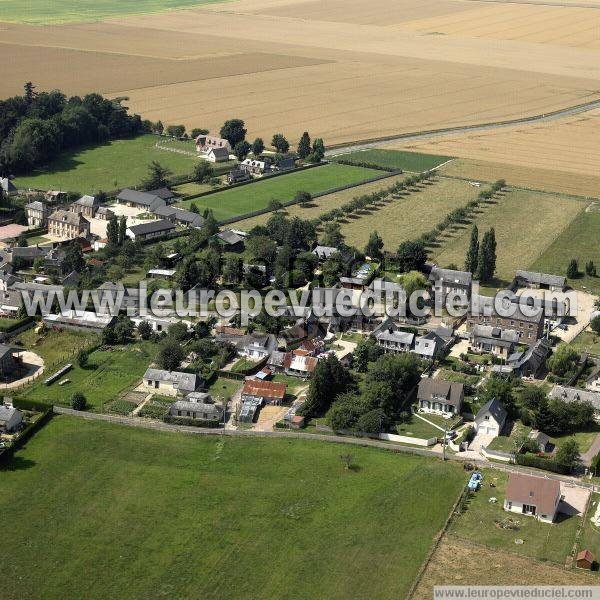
25, 201, 46, 212
549, 385, 600, 411
74, 194, 97, 207
0, 178, 17, 194
172, 210, 203, 228
143, 368, 199, 393
516, 270, 566, 288
147, 187, 177, 201
417, 377, 464, 408
471, 325, 520, 347
128, 219, 175, 237
413, 331, 444, 357
217, 230, 245, 246
152, 205, 177, 219
117, 189, 165, 210
476, 397, 507, 425
375, 329, 414, 345
170, 400, 222, 419
0, 404, 20, 422
471, 294, 543, 324
429, 266, 472, 287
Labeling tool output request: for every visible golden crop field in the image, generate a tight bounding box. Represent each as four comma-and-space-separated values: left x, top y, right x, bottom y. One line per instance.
390, 109, 600, 184
2, 0, 600, 147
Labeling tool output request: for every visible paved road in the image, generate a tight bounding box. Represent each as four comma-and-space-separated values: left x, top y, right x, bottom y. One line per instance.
581, 433, 600, 466
325, 97, 600, 157
53, 406, 594, 489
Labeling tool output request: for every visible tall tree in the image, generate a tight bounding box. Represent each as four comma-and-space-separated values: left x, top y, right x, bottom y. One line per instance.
297, 131, 311, 159
475, 228, 497, 283
142, 161, 172, 190
271, 133, 289, 153
464, 224, 479, 274
251, 137, 264, 156
118, 215, 127, 246
364, 231, 384, 260
233, 140, 251, 161
220, 119, 246, 147
106, 214, 119, 247
396, 240, 427, 273
192, 161, 214, 183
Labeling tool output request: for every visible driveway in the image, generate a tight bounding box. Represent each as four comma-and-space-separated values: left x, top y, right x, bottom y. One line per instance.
469, 430, 496, 453
449, 339, 469, 359
559, 482, 590, 516
580, 433, 600, 466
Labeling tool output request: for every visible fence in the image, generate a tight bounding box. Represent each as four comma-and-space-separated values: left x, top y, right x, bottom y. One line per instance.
379, 432, 437, 447
481, 446, 513, 463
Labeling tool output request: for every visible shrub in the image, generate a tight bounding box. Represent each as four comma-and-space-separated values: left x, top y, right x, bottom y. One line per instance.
71, 392, 87, 411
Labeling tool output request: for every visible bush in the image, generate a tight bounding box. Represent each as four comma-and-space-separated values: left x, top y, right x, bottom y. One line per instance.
70, 392, 87, 411
515, 453, 570, 475
163, 415, 220, 428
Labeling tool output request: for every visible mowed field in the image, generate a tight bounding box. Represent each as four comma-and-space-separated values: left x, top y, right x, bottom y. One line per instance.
176, 163, 381, 221
331, 149, 453, 172
391, 109, 600, 182
431, 186, 586, 285
0, 416, 466, 599
339, 177, 476, 250
532, 208, 600, 295
234, 173, 409, 231
13, 135, 207, 194
2, 0, 600, 147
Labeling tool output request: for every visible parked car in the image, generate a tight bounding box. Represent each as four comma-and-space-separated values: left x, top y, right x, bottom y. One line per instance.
467, 471, 483, 491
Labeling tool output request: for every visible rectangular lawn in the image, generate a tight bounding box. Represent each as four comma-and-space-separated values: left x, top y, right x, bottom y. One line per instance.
175, 163, 382, 221
18, 341, 156, 410
13, 135, 218, 195
0, 416, 465, 599
333, 149, 453, 172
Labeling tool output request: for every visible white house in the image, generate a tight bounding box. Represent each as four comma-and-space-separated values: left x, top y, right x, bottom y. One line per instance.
141, 368, 200, 397
504, 472, 561, 523
0, 401, 23, 433
474, 398, 507, 437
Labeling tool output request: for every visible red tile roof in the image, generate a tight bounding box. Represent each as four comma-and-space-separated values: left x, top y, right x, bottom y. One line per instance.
242, 379, 286, 400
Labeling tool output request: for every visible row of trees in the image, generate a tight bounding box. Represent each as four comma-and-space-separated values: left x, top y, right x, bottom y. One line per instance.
464, 225, 497, 283
0, 83, 143, 175
567, 258, 597, 279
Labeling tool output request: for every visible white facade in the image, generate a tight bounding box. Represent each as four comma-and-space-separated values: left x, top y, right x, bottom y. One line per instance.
503, 495, 559, 523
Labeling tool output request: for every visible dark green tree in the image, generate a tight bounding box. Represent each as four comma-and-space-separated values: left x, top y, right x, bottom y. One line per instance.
137, 320, 153, 340
220, 119, 246, 147
233, 140, 251, 161
157, 337, 185, 371
297, 131, 311, 159
192, 161, 214, 183
71, 392, 87, 411
364, 230, 384, 260
396, 239, 427, 272
251, 137, 264, 156
106, 214, 119, 247
465, 224, 479, 274
271, 133, 289, 153
118, 215, 127, 246
567, 258, 579, 279
143, 161, 172, 190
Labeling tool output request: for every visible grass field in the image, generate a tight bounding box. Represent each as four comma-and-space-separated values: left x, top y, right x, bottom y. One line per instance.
16, 329, 98, 366
432, 187, 586, 287
570, 329, 600, 358
449, 470, 579, 564
531, 210, 600, 295
18, 342, 156, 409
234, 173, 407, 232
0, 416, 465, 599
339, 177, 476, 250
333, 149, 452, 172
175, 164, 381, 221
13, 135, 202, 195
0, 0, 225, 24
577, 493, 600, 572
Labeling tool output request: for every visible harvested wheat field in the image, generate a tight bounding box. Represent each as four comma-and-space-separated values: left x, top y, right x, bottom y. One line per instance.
412, 536, 595, 599
432, 187, 586, 284
439, 158, 600, 199
391, 109, 600, 182
2, 0, 600, 147
339, 177, 477, 251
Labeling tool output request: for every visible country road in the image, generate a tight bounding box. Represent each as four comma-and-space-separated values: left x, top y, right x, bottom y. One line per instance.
325, 96, 600, 157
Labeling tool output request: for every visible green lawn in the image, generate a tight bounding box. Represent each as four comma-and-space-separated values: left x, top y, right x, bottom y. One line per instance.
450, 470, 580, 564
175, 164, 381, 220
578, 493, 600, 572
333, 149, 453, 172
206, 376, 242, 402
396, 416, 441, 439
550, 424, 600, 455
570, 330, 600, 358
0, 416, 465, 599
488, 422, 531, 453
532, 210, 600, 295
16, 328, 98, 367
18, 341, 156, 409
0, 0, 226, 24
13, 135, 203, 195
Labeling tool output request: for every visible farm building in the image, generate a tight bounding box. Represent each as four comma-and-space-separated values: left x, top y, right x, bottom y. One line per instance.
0, 400, 22, 433
429, 266, 472, 306
142, 368, 202, 397
504, 472, 561, 523
126, 220, 176, 241
206, 147, 230, 163
116, 189, 165, 212
514, 270, 567, 293
169, 394, 223, 422
469, 325, 520, 358
43, 310, 116, 333
241, 379, 287, 405
0, 345, 20, 378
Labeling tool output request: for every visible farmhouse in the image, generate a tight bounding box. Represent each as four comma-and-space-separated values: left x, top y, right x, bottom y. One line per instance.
241, 379, 287, 405
7, 245, 49, 267
474, 398, 507, 436
126, 220, 175, 241
206, 147, 230, 163
116, 189, 165, 212
142, 368, 201, 396
215, 229, 245, 251
548, 385, 600, 413
372, 319, 414, 354
417, 378, 464, 416
239, 158, 271, 176
0, 401, 22, 433
469, 325, 520, 358
240, 333, 277, 359
227, 166, 251, 184
47, 210, 90, 240
70, 194, 99, 218
467, 295, 544, 346
25, 201, 48, 228
514, 270, 567, 293
495, 337, 551, 377
429, 266, 472, 305
194, 135, 231, 154
169, 394, 223, 422
504, 472, 561, 523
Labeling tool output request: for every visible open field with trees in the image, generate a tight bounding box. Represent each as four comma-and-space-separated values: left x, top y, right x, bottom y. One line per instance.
339, 177, 476, 250
531, 210, 600, 294
431, 187, 586, 287
332, 149, 452, 172
0, 416, 465, 599
17, 342, 156, 410
175, 163, 381, 220
2, 0, 600, 147
13, 135, 205, 194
